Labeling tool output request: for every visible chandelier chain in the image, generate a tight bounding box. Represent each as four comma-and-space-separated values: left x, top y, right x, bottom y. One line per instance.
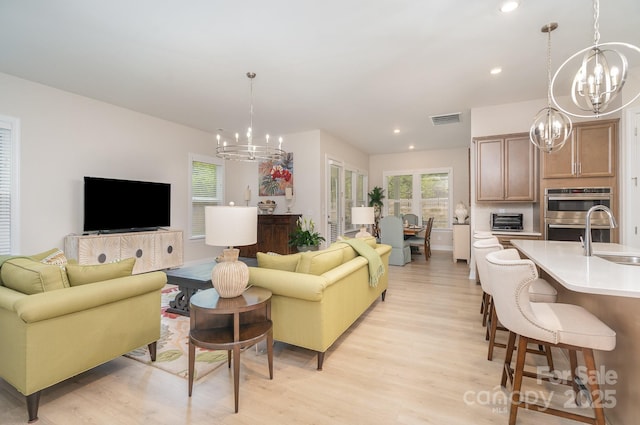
546, 23, 552, 108
593, 0, 600, 45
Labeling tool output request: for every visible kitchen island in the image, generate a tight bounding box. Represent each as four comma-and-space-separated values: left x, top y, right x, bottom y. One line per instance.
511, 239, 640, 425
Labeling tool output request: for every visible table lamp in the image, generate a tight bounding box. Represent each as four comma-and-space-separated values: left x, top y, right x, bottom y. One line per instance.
205, 204, 257, 298
351, 206, 375, 238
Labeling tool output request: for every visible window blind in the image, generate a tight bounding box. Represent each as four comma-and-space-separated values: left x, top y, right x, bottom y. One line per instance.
191, 160, 222, 238
0, 125, 12, 254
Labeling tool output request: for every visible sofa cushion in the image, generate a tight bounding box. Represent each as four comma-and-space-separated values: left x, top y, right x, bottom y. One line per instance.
257, 252, 301, 272
1, 257, 70, 294
66, 257, 136, 286
296, 248, 344, 276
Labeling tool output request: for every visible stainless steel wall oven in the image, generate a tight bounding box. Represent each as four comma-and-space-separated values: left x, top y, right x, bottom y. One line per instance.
544, 188, 613, 242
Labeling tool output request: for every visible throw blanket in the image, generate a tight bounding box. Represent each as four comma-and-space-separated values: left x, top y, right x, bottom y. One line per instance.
341, 238, 385, 287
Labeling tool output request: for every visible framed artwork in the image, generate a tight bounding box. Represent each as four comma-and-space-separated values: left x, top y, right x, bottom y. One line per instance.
259, 152, 293, 196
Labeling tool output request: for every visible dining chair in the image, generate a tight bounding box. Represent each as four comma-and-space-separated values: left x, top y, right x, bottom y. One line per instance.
485, 249, 616, 425
407, 216, 434, 261
379, 216, 411, 266
402, 213, 418, 226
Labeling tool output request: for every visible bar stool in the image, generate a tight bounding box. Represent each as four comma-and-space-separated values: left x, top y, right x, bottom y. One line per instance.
473, 239, 557, 363
472, 231, 498, 324
485, 249, 616, 425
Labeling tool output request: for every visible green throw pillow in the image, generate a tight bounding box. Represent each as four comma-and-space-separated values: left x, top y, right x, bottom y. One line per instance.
295, 248, 344, 275
66, 257, 136, 286
1, 257, 70, 294
257, 252, 301, 272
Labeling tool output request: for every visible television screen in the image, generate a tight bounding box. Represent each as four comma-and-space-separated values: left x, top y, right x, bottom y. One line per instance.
83, 176, 171, 233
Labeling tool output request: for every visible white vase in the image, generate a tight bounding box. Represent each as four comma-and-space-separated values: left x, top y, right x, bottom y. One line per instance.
455, 202, 468, 224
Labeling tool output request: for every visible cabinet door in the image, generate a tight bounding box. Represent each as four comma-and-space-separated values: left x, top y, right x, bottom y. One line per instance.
121, 233, 154, 274
504, 135, 537, 201
541, 135, 575, 178
77, 235, 121, 265
576, 120, 616, 177
154, 231, 184, 270
476, 138, 504, 201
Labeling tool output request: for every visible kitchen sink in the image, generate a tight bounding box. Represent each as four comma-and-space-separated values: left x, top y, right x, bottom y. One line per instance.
595, 254, 640, 266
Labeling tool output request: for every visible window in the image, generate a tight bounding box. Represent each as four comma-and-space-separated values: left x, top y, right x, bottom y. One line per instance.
190, 154, 223, 239
0, 116, 19, 254
384, 168, 452, 229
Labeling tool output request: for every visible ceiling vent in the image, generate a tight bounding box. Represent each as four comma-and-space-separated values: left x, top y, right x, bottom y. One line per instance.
430, 112, 461, 126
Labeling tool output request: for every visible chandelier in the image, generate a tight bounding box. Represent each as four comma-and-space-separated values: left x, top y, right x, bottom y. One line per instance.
529, 23, 572, 153
216, 72, 287, 162
550, 0, 640, 118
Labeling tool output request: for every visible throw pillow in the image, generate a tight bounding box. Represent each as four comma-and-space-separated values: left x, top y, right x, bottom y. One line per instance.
66, 257, 136, 286
39, 248, 68, 266
296, 248, 344, 276
257, 252, 301, 272
1, 257, 70, 294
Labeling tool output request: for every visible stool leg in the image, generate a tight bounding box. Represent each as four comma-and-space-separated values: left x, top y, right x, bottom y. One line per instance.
501, 331, 517, 388
544, 344, 554, 372
583, 348, 606, 425
509, 335, 528, 425
569, 349, 580, 401
488, 304, 499, 360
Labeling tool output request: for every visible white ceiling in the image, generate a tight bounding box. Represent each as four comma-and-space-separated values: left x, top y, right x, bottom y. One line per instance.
0, 0, 638, 154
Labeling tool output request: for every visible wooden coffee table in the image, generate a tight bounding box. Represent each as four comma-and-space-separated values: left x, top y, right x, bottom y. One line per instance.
188, 286, 273, 413
164, 258, 257, 316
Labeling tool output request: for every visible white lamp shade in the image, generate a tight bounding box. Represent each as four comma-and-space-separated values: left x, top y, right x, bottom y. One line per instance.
351, 207, 375, 225
205, 206, 257, 247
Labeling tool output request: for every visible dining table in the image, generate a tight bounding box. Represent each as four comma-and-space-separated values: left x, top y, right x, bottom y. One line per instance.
403, 226, 424, 239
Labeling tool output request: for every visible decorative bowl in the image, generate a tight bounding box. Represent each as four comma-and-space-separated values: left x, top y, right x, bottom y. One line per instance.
257, 201, 277, 214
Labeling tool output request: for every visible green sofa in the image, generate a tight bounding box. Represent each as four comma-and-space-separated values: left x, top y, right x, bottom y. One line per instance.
248, 237, 391, 370
0, 249, 167, 423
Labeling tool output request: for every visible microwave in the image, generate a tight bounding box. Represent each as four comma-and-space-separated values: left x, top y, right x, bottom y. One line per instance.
491, 213, 523, 231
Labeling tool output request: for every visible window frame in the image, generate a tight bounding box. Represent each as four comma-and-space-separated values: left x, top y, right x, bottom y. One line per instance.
188, 153, 224, 240
0, 115, 20, 255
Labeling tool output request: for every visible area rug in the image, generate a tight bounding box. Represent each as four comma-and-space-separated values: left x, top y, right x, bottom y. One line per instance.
124, 284, 228, 380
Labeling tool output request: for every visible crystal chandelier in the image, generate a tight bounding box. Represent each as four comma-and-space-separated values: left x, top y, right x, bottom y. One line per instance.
550, 0, 640, 118
216, 72, 287, 162
529, 23, 572, 153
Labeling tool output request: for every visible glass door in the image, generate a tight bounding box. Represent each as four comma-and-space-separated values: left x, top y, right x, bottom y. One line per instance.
327, 160, 343, 244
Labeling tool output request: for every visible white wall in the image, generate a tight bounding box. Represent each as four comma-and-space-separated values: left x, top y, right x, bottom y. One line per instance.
369, 147, 470, 250
0, 72, 217, 262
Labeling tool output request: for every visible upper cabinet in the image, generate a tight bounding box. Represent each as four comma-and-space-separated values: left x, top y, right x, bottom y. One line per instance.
475, 133, 537, 202
541, 119, 617, 179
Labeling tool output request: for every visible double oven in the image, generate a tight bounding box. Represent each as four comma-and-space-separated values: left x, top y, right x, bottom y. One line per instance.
544, 187, 613, 242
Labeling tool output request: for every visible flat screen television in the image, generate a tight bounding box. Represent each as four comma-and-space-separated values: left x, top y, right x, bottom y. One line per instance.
83, 176, 171, 233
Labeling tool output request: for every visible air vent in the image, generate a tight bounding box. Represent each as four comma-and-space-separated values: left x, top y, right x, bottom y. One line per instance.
430, 112, 461, 126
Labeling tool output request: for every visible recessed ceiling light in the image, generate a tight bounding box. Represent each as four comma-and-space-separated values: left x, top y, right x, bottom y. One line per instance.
490, 67, 502, 75
409, 145, 415, 150
393, 128, 400, 134
500, 1, 519, 13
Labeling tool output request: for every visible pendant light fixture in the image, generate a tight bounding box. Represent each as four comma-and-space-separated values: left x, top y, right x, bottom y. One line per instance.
550, 0, 640, 118
530, 23, 572, 153
216, 72, 287, 162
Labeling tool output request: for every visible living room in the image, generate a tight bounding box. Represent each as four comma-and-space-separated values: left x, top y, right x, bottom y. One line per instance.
1, 1, 640, 424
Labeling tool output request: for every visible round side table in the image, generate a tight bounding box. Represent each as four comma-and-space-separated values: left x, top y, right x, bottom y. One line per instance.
188, 286, 273, 413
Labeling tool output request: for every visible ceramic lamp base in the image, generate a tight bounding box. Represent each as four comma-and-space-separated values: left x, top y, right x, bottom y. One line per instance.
355, 226, 371, 238
211, 248, 249, 298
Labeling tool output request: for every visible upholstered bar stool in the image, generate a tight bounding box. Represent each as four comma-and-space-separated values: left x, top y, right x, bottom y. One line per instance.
485, 249, 616, 425
472, 231, 498, 323
473, 239, 557, 363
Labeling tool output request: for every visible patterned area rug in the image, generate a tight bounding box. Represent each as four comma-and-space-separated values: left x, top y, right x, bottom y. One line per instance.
124, 285, 227, 380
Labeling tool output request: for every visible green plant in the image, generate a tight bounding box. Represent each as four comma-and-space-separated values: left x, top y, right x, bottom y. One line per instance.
368, 186, 385, 207
289, 217, 325, 246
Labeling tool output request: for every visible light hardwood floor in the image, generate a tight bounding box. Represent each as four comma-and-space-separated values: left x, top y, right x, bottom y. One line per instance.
0, 251, 598, 425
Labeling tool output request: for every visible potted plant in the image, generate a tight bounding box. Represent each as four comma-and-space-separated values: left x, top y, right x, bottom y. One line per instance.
289, 217, 325, 252
368, 186, 385, 238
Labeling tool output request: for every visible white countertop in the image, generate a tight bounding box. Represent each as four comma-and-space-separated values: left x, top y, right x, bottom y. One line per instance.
511, 239, 640, 298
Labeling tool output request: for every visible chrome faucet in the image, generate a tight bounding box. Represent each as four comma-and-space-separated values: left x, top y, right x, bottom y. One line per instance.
584, 205, 617, 256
